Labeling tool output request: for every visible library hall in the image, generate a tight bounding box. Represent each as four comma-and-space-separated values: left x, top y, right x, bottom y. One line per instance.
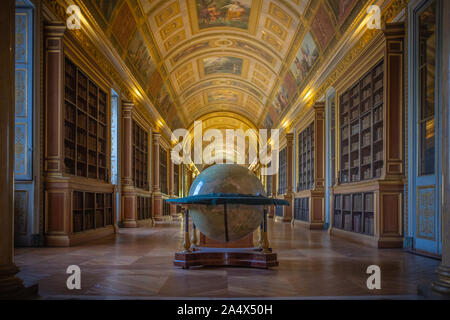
0, 0, 449, 300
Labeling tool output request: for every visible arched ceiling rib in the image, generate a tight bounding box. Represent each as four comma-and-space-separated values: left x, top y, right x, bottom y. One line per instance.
81, 0, 373, 131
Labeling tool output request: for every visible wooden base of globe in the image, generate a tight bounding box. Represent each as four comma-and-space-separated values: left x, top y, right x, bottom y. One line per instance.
174, 247, 278, 269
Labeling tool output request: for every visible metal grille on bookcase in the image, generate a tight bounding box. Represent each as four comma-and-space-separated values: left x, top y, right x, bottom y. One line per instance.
278, 148, 287, 194
162, 199, 171, 216
132, 121, 149, 190
297, 122, 315, 191
333, 192, 374, 235
294, 197, 309, 222
339, 60, 384, 184
72, 191, 114, 233
63, 58, 108, 182
137, 196, 152, 220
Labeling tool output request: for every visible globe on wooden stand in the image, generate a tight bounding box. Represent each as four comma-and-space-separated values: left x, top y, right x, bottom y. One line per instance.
167, 164, 289, 269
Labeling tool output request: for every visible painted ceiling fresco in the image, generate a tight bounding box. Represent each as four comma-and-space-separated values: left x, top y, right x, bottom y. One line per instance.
82, 0, 370, 130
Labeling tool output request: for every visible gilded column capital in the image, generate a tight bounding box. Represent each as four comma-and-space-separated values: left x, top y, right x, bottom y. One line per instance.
153, 132, 162, 145
286, 133, 294, 146
43, 22, 66, 37
122, 100, 134, 118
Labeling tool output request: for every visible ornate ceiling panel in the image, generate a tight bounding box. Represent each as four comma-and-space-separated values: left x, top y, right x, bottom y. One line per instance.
82, 0, 372, 130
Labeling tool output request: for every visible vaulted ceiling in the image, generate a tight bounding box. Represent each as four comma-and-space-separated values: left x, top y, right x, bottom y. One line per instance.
80, 0, 371, 131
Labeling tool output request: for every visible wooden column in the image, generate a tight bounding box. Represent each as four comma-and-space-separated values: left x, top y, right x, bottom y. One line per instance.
383, 23, 405, 180
0, 0, 37, 298
169, 156, 178, 218
152, 133, 163, 220
269, 172, 276, 218
44, 22, 72, 245
433, 0, 450, 295
121, 101, 137, 227
44, 23, 65, 176
282, 133, 294, 222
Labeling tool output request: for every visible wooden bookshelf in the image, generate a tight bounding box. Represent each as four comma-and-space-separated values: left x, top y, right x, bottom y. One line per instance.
297, 122, 315, 191
160, 147, 168, 195
137, 196, 152, 221
292, 102, 325, 229
72, 191, 114, 233
132, 121, 149, 190
64, 57, 108, 182
162, 198, 171, 216
278, 148, 287, 195
339, 60, 384, 184
331, 23, 405, 248
333, 193, 374, 235
174, 164, 180, 196
294, 197, 309, 222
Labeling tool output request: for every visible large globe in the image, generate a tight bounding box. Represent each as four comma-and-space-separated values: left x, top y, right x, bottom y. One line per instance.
188, 164, 265, 242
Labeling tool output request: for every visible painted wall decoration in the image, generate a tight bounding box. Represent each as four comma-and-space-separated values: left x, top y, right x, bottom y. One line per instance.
93, 0, 119, 21
235, 40, 275, 65
207, 90, 239, 104
171, 41, 211, 64
263, 114, 273, 129
182, 79, 262, 101
112, 2, 137, 48
267, 104, 280, 124
273, 87, 288, 113
310, 3, 335, 50
203, 56, 243, 75
127, 30, 156, 84
157, 84, 174, 117
196, 0, 252, 30
148, 71, 164, 99
282, 71, 297, 100
167, 105, 184, 130
290, 32, 319, 87
273, 71, 296, 113
327, 0, 358, 24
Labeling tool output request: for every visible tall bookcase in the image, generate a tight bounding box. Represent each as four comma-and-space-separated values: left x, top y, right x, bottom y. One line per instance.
278, 148, 287, 195
64, 58, 108, 182
292, 102, 325, 228
45, 31, 115, 246
73, 191, 114, 233
339, 60, 384, 184
331, 23, 405, 248
160, 147, 168, 195
174, 164, 180, 196
137, 196, 152, 221
297, 122, 315, 191
132, 121, 149, 190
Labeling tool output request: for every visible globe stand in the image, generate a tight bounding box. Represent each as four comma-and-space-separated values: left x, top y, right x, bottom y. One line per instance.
172, 201, 284, 269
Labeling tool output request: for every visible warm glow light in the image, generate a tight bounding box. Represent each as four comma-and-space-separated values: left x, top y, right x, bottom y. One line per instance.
282, 121, 289, 128
134, 88, 142, 98
304, 90, 313, 101
157, 119, 163, 127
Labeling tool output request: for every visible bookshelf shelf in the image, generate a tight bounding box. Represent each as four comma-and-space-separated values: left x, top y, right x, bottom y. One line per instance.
132, 121, 149, 190
339, 60, 384, 184
292, 103, 325, 228
72, 191, 114, 233
64, 57, 108, 182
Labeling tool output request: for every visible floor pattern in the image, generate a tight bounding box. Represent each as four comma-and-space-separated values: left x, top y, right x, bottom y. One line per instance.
15, 220, 440, 299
